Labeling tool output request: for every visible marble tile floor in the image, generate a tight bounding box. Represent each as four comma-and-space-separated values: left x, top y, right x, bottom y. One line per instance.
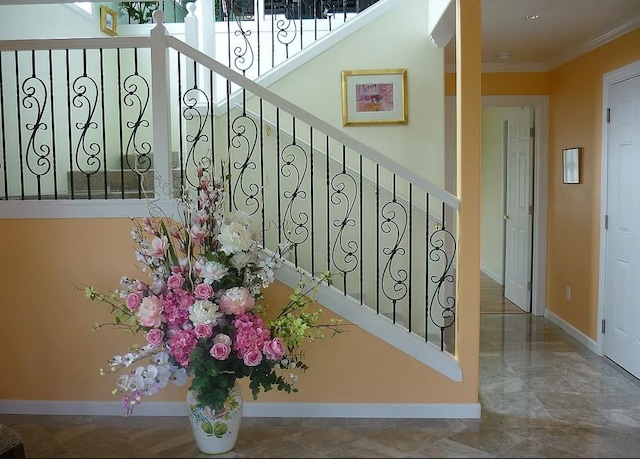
3, 314, 640, 458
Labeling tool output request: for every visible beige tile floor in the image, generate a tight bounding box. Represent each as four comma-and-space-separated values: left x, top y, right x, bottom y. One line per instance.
2, 278, 640, 458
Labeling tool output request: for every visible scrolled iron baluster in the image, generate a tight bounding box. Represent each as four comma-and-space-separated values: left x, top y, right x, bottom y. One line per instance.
229, 114, 260, 215
21, 76, 51, 178
182, 87, 211, 186
275, 12, 298, 50
228, 0, 255, 73
71, 75, 101, 175
428, 225, 457, 348
122, 73, 152, 175
380, 200, 408, 303
330, 171, 358, 276
281, 143, 310, 247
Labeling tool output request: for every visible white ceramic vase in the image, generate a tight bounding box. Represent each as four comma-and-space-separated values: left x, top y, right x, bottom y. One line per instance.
186, 384, 243, 455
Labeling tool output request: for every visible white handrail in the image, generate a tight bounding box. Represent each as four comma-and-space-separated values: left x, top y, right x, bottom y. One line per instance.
164, 32, 460, 210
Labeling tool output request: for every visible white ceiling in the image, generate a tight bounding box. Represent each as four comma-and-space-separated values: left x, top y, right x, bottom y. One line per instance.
443, 0, 640, 72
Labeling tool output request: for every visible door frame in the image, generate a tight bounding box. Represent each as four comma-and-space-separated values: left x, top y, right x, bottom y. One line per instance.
597, 59, 640, 356
445, 95, 549, 317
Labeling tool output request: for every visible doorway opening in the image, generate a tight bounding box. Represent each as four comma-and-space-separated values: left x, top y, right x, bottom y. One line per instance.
444, 95, 549, 317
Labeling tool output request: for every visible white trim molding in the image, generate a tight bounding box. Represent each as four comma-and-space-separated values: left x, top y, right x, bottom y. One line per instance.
544, 309, 599, 356
0, 400, 481, 418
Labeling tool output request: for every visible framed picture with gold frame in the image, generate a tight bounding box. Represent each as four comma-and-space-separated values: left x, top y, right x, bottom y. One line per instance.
100, 6, 118, 36
341, 69, 408, 126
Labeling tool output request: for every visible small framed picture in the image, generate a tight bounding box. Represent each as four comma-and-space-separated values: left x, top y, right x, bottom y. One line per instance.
562, 147, 581, 184
100, 6, 118, 37
341, 69, 408, 126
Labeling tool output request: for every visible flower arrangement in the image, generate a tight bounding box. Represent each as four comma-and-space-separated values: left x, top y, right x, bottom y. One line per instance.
84, 169, 343, 416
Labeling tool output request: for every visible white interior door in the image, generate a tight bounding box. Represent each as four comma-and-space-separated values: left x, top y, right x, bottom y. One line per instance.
504, 107, 533, 311
604, 74, 640, 379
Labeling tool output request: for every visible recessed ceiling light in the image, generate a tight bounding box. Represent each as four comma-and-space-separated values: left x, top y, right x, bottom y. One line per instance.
525, 14, 540, 20
495, 53, 511, 60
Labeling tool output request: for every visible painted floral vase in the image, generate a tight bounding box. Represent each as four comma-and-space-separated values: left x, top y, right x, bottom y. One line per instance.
186, 384, 243, 454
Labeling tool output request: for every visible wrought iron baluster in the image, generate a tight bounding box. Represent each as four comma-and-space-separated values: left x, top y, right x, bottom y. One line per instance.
428, 201, 457, 351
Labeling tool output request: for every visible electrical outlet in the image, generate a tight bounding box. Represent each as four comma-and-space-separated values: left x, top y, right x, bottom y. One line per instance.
566, 286, 571, 301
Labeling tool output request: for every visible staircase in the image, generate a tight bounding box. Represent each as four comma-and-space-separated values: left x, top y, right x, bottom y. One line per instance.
0, 0, 461, 382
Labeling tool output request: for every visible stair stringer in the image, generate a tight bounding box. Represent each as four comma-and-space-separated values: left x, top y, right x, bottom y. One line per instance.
274, 260, 462, 382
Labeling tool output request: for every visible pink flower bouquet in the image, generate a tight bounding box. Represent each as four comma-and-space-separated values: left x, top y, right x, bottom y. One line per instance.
84, 169, 343, 415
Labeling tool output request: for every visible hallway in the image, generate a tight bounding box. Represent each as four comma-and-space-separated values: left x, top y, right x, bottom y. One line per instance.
2, 309, 640, 457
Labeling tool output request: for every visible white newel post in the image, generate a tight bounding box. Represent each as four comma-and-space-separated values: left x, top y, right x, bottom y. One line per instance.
195, 0, 216, 100
184, 2, 198, 91
150, 10, 173, 201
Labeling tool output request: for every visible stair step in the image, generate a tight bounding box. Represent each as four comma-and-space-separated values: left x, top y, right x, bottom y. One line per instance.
67, 168, 181, 194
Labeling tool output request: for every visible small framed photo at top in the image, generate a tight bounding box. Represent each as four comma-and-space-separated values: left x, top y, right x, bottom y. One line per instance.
562, 147, 581, 184
100, 6, 118, 36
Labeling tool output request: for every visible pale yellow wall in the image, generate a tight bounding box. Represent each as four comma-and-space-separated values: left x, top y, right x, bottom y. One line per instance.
480, 107, 509, 282
546, 28, 640, 339
0, 218, 474, 405
269, 0, 446, 189
0, 4, 100, 39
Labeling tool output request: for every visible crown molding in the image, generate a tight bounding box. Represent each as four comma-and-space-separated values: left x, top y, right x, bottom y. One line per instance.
547, 16, 640, 70
444, 61, 548, 74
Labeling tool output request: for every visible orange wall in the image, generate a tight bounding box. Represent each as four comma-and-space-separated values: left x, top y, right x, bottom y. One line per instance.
445, 27, 640, 340
546, 28, 640, 339
0, 218, 475, 406
445, 71, 550, 96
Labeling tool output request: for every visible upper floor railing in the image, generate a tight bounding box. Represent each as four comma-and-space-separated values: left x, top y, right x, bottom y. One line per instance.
109, 0, 383, 81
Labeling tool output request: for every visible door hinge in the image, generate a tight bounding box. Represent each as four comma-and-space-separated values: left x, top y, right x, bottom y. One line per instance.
527, 281, 531, 291
606, 108, 610, 123
605, 215, 608, 230
601, 319, 606, 334
530, 127, 535, 137
529, 204, 534, 215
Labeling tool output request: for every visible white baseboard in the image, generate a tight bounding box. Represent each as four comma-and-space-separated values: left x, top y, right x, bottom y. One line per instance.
544, 309, 600, 355
480, 266, 503, 285
0, 400, 481, 419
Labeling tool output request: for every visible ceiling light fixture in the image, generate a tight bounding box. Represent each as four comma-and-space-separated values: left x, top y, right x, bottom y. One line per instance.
524, 14, 540, 20
495, 53, 511, 60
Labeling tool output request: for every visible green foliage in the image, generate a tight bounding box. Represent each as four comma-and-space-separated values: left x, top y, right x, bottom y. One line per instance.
120, 1, 159, 24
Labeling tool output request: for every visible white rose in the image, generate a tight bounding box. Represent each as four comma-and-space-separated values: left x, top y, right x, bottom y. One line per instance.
218, 221, 254, 255
189, 299, 223, 325
230, 251, 252, 269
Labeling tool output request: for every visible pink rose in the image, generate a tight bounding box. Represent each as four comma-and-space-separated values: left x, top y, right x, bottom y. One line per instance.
210, 342, 231, 360
219, 287, 255, 315
263, 337, 285, 360
146, 329, 164, 346
125, 293, 142, 311
194, 283, 214, 300
167, 273, 185, 290
195, 323, 213, 339
242, 348, 263, 366
213, 333, 232, 345
137, 295, 164, 328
